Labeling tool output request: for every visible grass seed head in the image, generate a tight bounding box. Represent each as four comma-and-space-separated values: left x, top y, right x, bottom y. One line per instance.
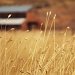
54, 14, 56, 19
25, 38, 28, 40
40, 31, 43, 34
49, 11, 51, 15
67, 26, 70, 29
26, 30, 30, 32
8, 14, 12, 18
10, 28, 15, 31
47, 12, 49, 16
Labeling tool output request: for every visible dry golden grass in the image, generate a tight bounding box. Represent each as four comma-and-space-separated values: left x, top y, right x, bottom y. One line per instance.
0, 11, 75, 75
0, 29, 75, 75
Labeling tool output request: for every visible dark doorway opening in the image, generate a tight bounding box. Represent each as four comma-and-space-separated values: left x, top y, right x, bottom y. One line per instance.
27, 22, 38, 30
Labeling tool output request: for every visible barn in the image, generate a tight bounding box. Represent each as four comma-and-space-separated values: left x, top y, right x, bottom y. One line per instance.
0, 5, 33, 30
0, 5, 44, 30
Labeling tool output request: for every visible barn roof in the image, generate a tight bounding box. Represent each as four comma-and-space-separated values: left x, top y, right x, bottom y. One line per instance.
0, 5, 33, 13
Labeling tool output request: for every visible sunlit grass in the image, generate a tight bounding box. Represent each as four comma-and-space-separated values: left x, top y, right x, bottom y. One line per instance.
0, 12, 75, 75
0, 29, 75, 75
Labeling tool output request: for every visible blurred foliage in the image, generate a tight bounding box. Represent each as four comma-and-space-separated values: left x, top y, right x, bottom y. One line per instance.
0, 0, 75, 6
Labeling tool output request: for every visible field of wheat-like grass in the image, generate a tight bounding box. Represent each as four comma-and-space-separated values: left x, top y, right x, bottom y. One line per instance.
0, 29, 75, 75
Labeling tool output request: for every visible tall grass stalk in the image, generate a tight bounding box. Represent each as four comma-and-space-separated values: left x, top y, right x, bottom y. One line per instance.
0, 12, 75, 75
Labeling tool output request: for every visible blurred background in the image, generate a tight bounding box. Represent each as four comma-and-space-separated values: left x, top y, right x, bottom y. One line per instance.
0, 0, 75, 31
